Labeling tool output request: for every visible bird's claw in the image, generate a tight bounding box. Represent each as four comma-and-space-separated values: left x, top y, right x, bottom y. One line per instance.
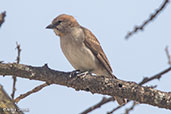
69, 70, 91, 78
77, 71, 91, 77
69, 70, 81, 78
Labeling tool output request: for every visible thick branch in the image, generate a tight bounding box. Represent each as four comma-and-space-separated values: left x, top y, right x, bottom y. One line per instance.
83, 66, 171, 114
0, 85, 23, 114
0, 63, 171, 110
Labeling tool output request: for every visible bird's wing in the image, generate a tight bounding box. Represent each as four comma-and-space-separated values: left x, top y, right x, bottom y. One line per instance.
82, 27, 113, 75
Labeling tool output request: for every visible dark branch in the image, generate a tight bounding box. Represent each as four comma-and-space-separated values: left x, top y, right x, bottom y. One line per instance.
15, 83, 49, 103
107, 103, 126, 114
125, 0, 170, 39
0, 11, 6, 28
15, 42, 21, 64
0, 63, 171, 110
11, 43, 21, 99
139, 66, 171, 85
80, 97, 114, 114
124, 102, 138, 114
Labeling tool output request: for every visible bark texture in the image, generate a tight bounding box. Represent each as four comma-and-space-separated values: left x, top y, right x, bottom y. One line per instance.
0, 85, 23, 114
0, 63, 171, 110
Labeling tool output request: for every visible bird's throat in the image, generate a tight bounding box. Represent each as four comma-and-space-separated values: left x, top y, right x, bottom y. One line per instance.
53, 29, 64, 37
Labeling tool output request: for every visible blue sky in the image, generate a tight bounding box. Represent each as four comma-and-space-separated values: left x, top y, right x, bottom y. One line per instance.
0, 0, 171, 114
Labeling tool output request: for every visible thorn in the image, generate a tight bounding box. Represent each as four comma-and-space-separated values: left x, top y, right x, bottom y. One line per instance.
43, 64, 49, 68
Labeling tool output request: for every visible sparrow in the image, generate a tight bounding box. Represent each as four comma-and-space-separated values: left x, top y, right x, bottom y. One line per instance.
46, 14, 126, 105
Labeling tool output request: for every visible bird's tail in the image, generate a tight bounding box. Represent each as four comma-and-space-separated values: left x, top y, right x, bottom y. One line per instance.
111, 74, 127, 105
114, 96, 127, 105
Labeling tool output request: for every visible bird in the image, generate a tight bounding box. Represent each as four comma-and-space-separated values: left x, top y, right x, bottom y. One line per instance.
46, 14, 126, 105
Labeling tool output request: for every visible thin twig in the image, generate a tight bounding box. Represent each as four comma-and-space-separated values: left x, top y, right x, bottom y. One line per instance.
124, 102, 138, 114
107, 66, 171, 114
14, 83, 49, 103
0, 11, 6, 27
139, 67, 171, 85
11, 77, 17, 99
11, 42, 21, 99
80, 97, 114, 114
107, 103, 126, 114
165, 46, 171, 65
125, 0, 170, 39
117, 48, 171, 113
16, 42, 21, 64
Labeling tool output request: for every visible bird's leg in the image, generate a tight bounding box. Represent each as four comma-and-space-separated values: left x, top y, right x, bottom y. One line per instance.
69, 70, 81, 78
69, 70, 92, 78
77, 70, 91, 77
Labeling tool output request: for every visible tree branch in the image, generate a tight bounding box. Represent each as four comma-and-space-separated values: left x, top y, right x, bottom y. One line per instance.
15, 83, 49, 103
165, 46, 171, 65
124, 101, 138, 114
0, 84, 23, 114
139, 66, 171, 85
80, 97, 114, 114
0, 63, 171, 110
125, 0, 170, 39
11, 42, 21, 100
0, 11, 6, 28
82, 66, 171, 114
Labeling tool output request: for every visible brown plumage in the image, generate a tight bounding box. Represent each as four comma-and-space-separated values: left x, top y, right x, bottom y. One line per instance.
82, 27, 114, 77
46, 14, 126, 105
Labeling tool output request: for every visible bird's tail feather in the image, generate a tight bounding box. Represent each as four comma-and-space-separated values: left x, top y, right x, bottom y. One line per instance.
114, 96, 127, 105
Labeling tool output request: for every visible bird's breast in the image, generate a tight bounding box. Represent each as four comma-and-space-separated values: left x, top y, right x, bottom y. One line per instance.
60, 34, 98, 71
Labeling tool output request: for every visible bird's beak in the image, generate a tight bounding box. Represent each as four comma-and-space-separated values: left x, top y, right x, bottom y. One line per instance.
46, 24, 56, 29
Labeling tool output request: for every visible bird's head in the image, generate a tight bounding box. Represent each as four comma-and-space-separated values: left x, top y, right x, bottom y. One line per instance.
46, 14, 79, 37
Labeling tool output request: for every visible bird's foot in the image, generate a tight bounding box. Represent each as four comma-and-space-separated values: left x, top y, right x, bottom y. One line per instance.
69, 70, 91, 78
69, 70, 81, 78
77, 70, 91, 77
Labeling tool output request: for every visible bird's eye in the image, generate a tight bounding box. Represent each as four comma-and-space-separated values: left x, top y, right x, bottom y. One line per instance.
54, 20, 62, 26
58, 20, 62, 24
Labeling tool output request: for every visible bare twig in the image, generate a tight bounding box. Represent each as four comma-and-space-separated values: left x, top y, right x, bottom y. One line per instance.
15, 42, 21, 64
11, 42, 21, 100
139, 67, 171, 85
15, 83, 49, 103
125, 0, 170, 39
107, 102, 127, 114
80, 97, 114, 114
124, 102, 138, 114
108, 60, 170, 114
165, 46, 171, 65
11, 77, 17, 99
0, 11, 6, 27
83, 67, 171, 114
107, 67, 171, 113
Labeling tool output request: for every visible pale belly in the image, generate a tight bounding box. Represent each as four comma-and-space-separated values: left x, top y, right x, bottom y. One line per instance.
60, 37, 99, 71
